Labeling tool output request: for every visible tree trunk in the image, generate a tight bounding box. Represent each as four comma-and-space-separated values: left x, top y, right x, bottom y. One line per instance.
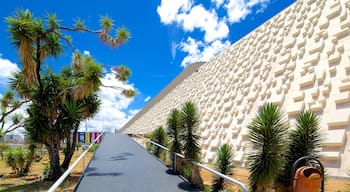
46, 140, 61, 181
23, 148, 35, 173
61, 128, 78, 171
190, 163, 204, 190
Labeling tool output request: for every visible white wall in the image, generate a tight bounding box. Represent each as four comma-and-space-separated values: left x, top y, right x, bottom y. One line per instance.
123, 0, 350, 177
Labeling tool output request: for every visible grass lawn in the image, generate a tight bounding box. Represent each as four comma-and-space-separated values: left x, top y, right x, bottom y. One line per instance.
0, 150, 93, 192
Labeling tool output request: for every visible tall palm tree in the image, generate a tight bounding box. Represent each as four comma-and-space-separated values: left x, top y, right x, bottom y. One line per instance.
212, 144, 235, 192
6, 9, 133, 181
277, 110, 322, 190
181, 101, 204, 189
167, 109, 183, 172
248, 103, 288, 192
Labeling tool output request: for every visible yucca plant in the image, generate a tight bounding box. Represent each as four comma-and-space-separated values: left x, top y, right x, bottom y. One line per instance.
248, 103, 288, 192
181, 101, 204, 190
4, 148, 16, 173
212, 144, 235, 192
167, 108, 183, 172
150, 126, 168, 158
14, 147, 27, 175
0, 143, 9, 160
277, 110, 322, 190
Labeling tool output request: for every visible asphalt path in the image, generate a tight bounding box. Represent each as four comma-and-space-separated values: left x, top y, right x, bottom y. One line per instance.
74, 133, 200, 192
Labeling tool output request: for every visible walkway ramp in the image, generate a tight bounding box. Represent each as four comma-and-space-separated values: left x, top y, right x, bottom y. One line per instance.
74, 133, 200, 192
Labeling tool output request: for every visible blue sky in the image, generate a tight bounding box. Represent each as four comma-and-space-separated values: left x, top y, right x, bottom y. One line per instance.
0, 0, 294, 132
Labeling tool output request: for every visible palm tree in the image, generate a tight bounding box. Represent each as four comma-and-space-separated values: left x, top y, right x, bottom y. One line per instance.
167, 109, 183, 172
150, 126, 167, 158
181, 101, 204, 190
277, 110, 322, 190
248, 103, 288, 192
6, 9, 133, 180
212, 144, 235, 192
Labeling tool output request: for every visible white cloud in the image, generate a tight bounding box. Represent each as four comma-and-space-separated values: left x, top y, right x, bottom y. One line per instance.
157, 0, 193, 24
0, 56, 19, 86
179, 37, 230, 67
212, 0, 225, 7
83, 50, 90, 56
177, 5, 229, 42
81, 73, 139, 133
157, 0, 271, 67
225, 0, 270, 23
144, 96, 151, 102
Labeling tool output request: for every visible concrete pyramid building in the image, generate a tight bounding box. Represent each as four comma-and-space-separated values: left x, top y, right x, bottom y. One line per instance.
122, 0, 350, 177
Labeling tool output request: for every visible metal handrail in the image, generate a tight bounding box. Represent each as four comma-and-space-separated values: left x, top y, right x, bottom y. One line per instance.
48, 131, 104, 192
134, 134, 247, 192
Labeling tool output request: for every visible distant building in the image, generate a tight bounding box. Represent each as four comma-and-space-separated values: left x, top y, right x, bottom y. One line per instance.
4, 134, 24, 143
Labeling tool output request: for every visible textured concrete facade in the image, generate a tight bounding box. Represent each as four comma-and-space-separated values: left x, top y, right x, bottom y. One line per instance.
122, 0, 350, 177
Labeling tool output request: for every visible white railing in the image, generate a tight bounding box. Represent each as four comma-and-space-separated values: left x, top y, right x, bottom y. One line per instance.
48, 132, 104, 192
134, 134, 247, 192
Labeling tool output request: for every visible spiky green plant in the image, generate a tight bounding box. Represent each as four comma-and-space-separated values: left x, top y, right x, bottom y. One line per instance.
181, 102, 201, 161
4, 147, 16, 172
167, 109, 183, 154
181, 101, 204, 190
13, 147, 27, 175
277, 110, 322, 190
212, 144, 235, 192
248, 103, 288, 192
150, 126, 168, 158
0, 143, 9, 160
6, 9, 133, 180
167, 108, 183, 173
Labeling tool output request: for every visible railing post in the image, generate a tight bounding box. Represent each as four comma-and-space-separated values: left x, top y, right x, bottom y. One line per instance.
173, 153, 177, 173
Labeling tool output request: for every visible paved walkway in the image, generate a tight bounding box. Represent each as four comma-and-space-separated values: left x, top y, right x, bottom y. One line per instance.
74, 133, 200, 192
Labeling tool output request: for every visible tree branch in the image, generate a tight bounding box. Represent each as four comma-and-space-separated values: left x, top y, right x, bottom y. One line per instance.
101, 85, 124, 91
0, 100, 29, 123
58, 26, 102, 34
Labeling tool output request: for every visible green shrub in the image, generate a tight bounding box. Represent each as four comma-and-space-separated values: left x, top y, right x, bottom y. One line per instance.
212, 144, 235, 192
88, 144, 99, 152
43, 163, 50, 175
75, 142, 83, 151
0, 143, 9, 160
149, 126, 168, 158
4, 147, 29, 176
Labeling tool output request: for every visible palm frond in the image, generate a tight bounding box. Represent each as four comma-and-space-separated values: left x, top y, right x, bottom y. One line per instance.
113, 65, 131, 82
99, 15, 114, 32
73, 17, 85, 29
114, 27, 130, 47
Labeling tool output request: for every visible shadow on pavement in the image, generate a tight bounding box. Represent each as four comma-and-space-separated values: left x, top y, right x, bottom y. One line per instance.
110, 152, 134, 161
86, 172, 123, 177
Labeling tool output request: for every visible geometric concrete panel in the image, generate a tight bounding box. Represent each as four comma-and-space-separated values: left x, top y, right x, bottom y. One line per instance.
323, 129, 346, 147
327, 109, 350, 127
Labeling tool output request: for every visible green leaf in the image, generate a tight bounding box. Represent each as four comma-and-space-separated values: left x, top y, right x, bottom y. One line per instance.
74, 17, 85, 29
116, 27, 131, 43
99, 15, 114, 31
